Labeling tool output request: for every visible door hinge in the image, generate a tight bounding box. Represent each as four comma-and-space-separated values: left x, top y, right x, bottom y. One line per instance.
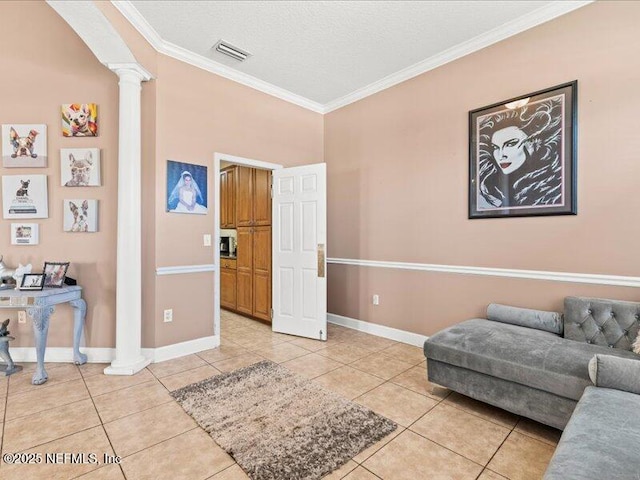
270, 308, 274, 319
270, 174, 273, 198
319, 329, 323, 340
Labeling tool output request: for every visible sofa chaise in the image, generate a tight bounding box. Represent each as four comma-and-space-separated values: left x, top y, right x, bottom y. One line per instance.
423, 296, 640, 480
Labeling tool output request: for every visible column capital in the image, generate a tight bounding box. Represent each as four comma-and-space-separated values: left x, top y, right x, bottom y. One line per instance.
107, 62, 153, 82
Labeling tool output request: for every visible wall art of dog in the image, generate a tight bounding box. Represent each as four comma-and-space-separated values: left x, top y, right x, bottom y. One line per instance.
60, 148, 101, 186
62, 104, 98, 137
15, 180, 30, 197
2, 124, 47, 168
2, 175, 48, 219
64, 199, 98, 232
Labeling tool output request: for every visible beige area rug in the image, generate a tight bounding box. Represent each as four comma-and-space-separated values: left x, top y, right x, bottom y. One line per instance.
171, 360, 397, 480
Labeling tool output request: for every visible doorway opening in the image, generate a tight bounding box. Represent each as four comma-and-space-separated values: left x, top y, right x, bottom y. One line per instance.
213, 153, 282, 339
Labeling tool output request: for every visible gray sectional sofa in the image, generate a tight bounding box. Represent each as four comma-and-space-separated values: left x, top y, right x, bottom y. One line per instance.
424, 296, 640, 480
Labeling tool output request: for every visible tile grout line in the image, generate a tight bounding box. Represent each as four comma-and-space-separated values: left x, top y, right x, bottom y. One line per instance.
356, 464, 383, 479
77, 365, 128, 480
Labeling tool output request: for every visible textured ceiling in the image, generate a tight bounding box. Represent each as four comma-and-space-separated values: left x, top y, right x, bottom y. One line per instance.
130, 1, 561, 105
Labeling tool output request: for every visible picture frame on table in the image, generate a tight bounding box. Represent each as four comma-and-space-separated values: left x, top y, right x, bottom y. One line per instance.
468, 81, 577, 219
20, 273, 45, 291
43, 262, 70, 288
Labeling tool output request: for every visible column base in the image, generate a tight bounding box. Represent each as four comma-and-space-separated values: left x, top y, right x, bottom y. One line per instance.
104, 356, 150, 376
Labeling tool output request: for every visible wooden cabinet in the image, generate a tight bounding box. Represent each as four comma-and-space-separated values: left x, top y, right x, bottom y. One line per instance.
253, 169, 272, 226
252, 226, 271, 321
220, 167, 236, 228
235, 226, 271, 321
236, 227, 253, 316
220, 165, 272, 322
236, 166, 271, 227
220, 258, 237, 310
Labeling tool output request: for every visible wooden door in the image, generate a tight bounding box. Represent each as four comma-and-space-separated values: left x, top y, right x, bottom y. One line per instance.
252, 226, 271, 322
220, 170, 228, 227
225, 167, 236, 228
236, 226, 253, 315
220, 267, 237, 309
253, 169, 272, 226
236, 166, 254, 227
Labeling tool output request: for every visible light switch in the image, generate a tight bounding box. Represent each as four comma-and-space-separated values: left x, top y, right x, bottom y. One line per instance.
203, 234, 212, 246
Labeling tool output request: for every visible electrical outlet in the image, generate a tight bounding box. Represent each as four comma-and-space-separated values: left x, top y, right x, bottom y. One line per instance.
372, 294, 380, 306
203, 234, 212, 247
163, 309, 173, 323
18, 311, 27, 324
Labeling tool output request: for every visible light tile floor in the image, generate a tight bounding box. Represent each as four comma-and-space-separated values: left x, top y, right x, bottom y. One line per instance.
0, 310, 561, 479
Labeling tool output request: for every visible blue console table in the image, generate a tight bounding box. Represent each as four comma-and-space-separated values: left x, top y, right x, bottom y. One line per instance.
0, 286, 88, 385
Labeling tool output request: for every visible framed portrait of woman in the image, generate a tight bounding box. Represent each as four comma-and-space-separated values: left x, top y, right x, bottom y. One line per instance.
469, 81, 577, 219
166, 160, 208, 215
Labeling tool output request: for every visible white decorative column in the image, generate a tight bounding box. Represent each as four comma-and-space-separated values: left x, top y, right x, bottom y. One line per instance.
105, 63, 152, 376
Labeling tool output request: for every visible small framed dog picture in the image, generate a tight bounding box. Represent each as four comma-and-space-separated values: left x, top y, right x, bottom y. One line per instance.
20, 273, 45, 291
60, 148, 101, 186
2, 175, 49, 219
63, 199, 98, 232
43, 262, 69, 288
11, 223, 39, 246
61, 104, 98, 137
2, 124, 47, 168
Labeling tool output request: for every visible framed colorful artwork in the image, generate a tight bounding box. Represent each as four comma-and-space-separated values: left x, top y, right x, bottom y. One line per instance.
2, 124, 47, 168
61, 103, 98, 137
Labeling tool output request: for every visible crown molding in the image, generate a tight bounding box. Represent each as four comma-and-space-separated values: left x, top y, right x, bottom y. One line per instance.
112, 0, 592, 115
322, 1, 593, 113
110, 1, 325, 113
327, 257, 640, 288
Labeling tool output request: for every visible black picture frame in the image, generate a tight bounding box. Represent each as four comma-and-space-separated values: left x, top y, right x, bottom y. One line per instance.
43, 262, 70, 288
469, 81, 577, 219
20, 273, 45, 291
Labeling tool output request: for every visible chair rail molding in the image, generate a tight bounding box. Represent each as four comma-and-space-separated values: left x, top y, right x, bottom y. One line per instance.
327, 258, 640, 288
156, 264, 216, 276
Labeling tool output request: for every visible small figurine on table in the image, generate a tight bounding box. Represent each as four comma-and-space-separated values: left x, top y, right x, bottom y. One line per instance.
0, 319, 22, 376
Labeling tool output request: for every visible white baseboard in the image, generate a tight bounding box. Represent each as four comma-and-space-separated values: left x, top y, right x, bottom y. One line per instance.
149, 335, 220, 363
328, 313, 428, 348
10, 335, 220, 364
11, 347, 116, 363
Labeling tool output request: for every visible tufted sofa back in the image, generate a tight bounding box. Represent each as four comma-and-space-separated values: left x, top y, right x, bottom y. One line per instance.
564, 297, 640, 351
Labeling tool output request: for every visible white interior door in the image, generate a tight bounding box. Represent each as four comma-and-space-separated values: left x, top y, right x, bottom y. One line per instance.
272, 163, 327, 340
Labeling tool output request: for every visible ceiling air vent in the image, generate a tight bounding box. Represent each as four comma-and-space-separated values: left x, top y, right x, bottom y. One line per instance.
213, 40, 251, 62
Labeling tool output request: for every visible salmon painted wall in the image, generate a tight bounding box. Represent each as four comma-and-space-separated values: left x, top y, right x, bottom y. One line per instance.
324, 1, 640, 335
0, 1, 119, 347
1, 1, 323, 353
153, 55, 324, 347
98, 2, 324, 347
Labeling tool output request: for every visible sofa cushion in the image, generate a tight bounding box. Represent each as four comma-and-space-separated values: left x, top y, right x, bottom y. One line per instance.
544, 386, 640, 480
487, 304, 563, 334
588, 354, 640, 395
424, 319, 640, 401
564, 296, 640, 351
